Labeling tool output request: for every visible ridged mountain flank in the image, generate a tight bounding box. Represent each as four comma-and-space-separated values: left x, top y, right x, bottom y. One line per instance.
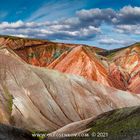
108, 43, 140, 94
0, 35, 140, 139
1, 36, 140, 94
0, 47, 140, 132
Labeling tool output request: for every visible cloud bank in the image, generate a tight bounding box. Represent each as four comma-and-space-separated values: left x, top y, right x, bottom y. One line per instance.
1, 5, 140, 47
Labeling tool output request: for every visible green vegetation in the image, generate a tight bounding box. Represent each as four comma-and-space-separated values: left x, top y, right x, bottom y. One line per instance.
8, 95, 13, 114
67, 47, 73, 53
88, 106, 140, 138
28, 53, 34, 58
48, 106, 140, 140
106, 52, 116, 60
53, 51, 61, 59
28, 53, 39, 58
2, 84, 13, 114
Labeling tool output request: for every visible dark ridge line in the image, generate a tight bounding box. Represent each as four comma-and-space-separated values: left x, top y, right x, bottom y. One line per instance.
13, 43, 48, 51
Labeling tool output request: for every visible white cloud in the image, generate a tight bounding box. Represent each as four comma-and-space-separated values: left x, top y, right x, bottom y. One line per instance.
120, 5, 140, 16
1, 5, 140, 44
99, 38, 126, 45
0, 19, 100, 40
115, 24, 140, 35
11, 34, 29, 38
0, 20, 24, 29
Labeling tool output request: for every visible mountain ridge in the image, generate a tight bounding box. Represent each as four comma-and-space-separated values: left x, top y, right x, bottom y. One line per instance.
1, 35, 140, 94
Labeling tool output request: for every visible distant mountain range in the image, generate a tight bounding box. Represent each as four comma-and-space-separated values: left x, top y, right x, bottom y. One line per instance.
0, 35, 140, 140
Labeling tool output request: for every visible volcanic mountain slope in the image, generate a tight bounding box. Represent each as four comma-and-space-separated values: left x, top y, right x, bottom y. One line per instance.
0, 47, 140, 132
0, 35, 104, 67
47, 46, 125, 90
0, 35, 73, 66
107, 43, 140, 93
1, 35, 140, 94
49, 106, 140, 140
0, 36, 124, 90
0, 35, 124, 90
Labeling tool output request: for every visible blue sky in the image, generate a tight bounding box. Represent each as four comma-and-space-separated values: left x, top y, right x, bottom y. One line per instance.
0, 0, 140, 49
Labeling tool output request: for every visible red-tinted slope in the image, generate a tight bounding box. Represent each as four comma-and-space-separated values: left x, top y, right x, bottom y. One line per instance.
48, 46, 100, 80
0, 36, 74, 66
109, 63, 130, 89
48, 46, 125, 90
0, 36, 104, 67
109, 44, 140, 93
2, 35, 140, 93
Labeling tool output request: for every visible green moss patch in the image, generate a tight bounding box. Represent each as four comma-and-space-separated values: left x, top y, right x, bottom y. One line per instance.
88, 106, 140, 137
2, 84, 13, 114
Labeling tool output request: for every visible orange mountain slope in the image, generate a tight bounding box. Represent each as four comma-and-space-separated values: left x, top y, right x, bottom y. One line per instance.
48, 46, 125, 90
